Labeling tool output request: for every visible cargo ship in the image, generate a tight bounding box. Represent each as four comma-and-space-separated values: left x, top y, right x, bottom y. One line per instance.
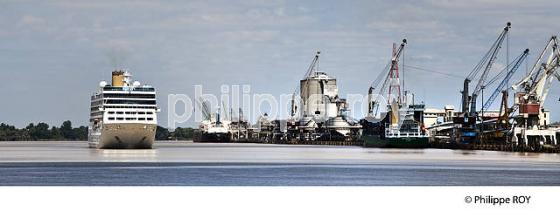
361, 39, 428, 148
88, 70, 159, 149
361, 101, 429, 148
194, 114, 232, 143
193, 100, 232, 142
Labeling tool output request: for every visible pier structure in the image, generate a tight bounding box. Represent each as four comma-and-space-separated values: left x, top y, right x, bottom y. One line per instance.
192, 27, 560, 153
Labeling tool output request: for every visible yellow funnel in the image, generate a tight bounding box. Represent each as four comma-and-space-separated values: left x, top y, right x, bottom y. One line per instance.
111, 70, 124, 87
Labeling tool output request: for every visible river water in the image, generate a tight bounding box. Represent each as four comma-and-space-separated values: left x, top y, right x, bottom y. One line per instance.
0, 141, 559, 186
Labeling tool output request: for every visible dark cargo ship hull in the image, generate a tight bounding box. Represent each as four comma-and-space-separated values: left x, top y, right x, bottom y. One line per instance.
193, 131, 231, 143
362, 134, 429, 148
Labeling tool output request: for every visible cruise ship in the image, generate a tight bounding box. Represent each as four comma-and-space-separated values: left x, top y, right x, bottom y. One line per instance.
88, 70, 159, 149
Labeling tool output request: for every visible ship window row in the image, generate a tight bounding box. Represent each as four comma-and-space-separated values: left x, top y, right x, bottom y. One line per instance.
104, 105, 157, 109
107, 117, 154, 121
105, 100, 156, 105
103, 93, 156, 99
103, 87, 155, 92
107, 111, 154, 115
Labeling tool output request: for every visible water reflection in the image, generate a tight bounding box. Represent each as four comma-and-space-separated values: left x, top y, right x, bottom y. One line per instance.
454, 150, 478, 156
365, 149, 426, 154
98, 149, 158, 160
1, 141, 558, 164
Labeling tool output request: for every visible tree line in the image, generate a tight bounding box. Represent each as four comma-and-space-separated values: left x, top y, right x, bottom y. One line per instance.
156, 126, 195, 140
2, 120, 559, 141
0, 121, 87, 141
0, 121, 194, 141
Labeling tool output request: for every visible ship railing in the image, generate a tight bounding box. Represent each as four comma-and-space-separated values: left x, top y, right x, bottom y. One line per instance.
385, 125, 427, 138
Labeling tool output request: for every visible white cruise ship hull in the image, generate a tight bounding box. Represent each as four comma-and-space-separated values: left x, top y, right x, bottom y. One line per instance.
89, 123, 156, 149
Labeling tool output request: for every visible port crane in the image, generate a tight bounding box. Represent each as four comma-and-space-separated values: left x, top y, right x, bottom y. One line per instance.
367, 39, 407, 118
513, 36, 560, 108
503, 36, 560, 148
482, 49, 529, 111
290, 51, 321, 117
196, 97, 212, 120
512, 36, 560, 128
387, 39, 407, 105
454, 22, 510, 143
195, 98, 230, 124
461, 22, 511, 117
476, 49, 529, 142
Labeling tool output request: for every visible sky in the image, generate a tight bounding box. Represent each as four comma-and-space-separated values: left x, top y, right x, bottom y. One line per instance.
1, 0, 559, 128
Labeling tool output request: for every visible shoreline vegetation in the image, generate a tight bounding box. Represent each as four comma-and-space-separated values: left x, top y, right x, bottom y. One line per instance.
0, 121, 194, 141
1, 121, 558, 143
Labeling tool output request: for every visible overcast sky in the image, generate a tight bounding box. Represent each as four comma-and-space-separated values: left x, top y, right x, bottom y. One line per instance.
1, 0, 559, 128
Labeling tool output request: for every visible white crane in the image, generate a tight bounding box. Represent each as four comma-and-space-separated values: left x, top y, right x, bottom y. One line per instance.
196, 97, 212, 121
510, 36, 560, 148
513, 36, 560, 106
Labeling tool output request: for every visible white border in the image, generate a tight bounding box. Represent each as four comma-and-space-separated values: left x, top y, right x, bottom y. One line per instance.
0, 187, 557, 211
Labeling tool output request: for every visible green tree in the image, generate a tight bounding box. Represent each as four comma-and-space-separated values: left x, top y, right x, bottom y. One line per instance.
172, 127, 194, 140
50, 126, 63, 140
73, 126, 88, 140
0, 123, 29, 141
156, 126, 170, 140
0, 123, 18, 141
0, 122, 88, 141
32, 123, 51, 140
60, 120, 76, 140
25, 123, 36, 140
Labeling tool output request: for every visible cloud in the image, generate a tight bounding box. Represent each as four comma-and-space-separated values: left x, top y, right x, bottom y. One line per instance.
1, 0, 560, 127
19, 15, 45, 26
409, 54, 434, 62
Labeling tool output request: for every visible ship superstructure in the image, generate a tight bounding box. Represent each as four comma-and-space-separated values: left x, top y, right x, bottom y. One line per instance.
193, 100, 233, 142
88, 70, 159, 149
361, 98, 429, 148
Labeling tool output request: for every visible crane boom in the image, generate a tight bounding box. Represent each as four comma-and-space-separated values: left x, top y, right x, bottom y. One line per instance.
196, 97, 211, 120
392, 39, 407, 62
291, 51, 321, 117
468, 22, 511, 115
387, 39, 407, 105
303, 51, 320, 79
513, 36, 560, 105
482, 49, 529, 111
461, 22, 511, 114
533, 37, 560, 104
367, 39, 407, 117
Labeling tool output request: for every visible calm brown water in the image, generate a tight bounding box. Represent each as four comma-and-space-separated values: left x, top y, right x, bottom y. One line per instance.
0, 141, 559, 185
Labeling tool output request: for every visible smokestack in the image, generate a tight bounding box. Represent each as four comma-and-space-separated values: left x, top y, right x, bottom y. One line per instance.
111, 70, 125, 87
